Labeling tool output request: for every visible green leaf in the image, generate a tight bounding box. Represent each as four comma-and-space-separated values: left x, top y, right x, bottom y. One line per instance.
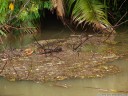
66, 0, 111, 30
0, 0, 8, 24
43, 1, 53, 9
19, 10, 29, 21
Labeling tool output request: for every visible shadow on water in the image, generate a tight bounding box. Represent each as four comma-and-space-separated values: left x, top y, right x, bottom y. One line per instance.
0, 26, 128, 96
0, 26, 71, 50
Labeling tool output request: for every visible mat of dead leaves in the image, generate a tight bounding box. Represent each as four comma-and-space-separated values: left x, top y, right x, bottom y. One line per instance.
0, 38, 121, 82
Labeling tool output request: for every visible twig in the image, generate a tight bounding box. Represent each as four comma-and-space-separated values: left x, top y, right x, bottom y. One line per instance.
73, 36, 89, 51
114, 20, 128, 27
33, 35, 45, 49
65, 22, 76, 34
73, 27, 106, 51
103, 30, 114, 41
33, 35, 63, 55
108, 12, 116, 20
115, 12, 128, 26
118, 0, 127, 11
0, 61, 8, 74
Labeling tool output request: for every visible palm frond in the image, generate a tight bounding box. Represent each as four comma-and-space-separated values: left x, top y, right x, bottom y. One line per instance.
65, 0, 76, 16
67, 0, 113, 32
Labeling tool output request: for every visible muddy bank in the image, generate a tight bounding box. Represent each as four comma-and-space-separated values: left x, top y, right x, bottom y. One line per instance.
0, 36, 122, 82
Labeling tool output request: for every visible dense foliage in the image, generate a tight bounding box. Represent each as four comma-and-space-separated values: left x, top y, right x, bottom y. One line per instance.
0, 0, 127, 36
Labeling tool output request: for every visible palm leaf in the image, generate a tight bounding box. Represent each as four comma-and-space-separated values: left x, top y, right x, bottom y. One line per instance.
65, 0, 76, 16
67, 0, 113, 32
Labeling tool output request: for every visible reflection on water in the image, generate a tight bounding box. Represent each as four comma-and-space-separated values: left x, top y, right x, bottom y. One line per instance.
0, 29, 67, 51
1, 27, 71, 50
0, 57, 128, 96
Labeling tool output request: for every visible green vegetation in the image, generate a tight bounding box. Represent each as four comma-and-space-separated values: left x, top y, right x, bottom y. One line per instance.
0, 0, 127, 36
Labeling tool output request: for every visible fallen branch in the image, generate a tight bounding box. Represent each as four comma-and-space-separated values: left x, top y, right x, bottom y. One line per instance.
73, 36, 89, 51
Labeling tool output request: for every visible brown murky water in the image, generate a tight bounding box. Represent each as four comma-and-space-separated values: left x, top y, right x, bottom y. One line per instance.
0, 27, 128, 96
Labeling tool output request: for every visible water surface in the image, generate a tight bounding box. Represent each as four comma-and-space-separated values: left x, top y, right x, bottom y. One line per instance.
0, 56, 128, 96
0, 27, 128, 96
